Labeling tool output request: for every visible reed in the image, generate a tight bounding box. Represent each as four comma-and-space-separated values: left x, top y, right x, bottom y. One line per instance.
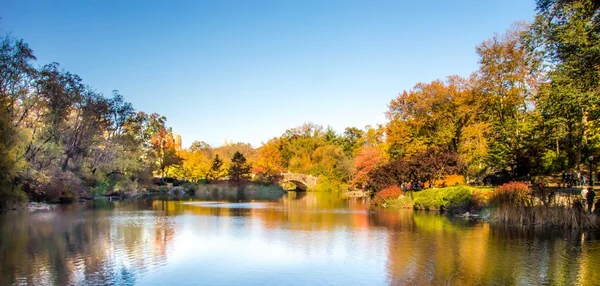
489, 182, 598, 229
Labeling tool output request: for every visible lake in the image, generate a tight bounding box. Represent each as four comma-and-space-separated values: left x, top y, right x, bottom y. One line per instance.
1, 190, 600, 285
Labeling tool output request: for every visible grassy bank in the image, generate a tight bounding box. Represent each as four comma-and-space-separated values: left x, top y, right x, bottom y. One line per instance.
377, 182, 599, 229
375, 185, 493, 214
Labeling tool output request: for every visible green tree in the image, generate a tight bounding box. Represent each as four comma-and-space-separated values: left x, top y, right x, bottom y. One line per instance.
208, 154, 225, 180
341, 127, 365, 156
475, 25, 542, 175
228, 151, 251, 181
529, 0, 600, 169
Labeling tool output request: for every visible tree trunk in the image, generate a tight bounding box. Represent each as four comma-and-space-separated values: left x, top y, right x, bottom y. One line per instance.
62, 156, 71, 172
575, 108, 588, 170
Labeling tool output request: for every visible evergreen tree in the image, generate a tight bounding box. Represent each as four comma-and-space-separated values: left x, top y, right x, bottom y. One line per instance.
228, 151, 251, 181
208, 154, 224, 180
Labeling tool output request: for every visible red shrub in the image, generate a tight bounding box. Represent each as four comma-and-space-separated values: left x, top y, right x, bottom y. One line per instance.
372, 185, 403, 207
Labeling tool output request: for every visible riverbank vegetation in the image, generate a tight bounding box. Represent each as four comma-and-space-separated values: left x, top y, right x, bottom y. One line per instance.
378, 182, 600, 228
1, 1, 599, 213
364, 0, 600, 228
373, 185, 493, 213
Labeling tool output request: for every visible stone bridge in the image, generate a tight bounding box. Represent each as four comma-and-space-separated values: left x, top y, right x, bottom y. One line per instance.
279, 172, 318, 191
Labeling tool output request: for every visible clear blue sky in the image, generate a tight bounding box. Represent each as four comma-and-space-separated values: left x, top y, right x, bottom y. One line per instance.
1, 0, 535, 147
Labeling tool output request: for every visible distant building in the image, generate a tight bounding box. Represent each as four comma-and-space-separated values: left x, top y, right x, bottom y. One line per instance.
173, 134, 182, 150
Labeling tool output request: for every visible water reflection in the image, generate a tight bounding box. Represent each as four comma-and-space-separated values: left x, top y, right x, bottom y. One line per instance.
1, 191, 599, 285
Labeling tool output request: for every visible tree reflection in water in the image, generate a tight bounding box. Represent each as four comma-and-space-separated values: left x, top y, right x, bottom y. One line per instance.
1, 191, 599, 285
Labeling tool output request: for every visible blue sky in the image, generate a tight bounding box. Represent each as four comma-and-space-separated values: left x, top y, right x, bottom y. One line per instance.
1, 0, 535, 147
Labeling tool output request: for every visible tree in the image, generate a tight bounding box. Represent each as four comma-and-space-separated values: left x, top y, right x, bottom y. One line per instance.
253, 141, 282, 183
0, 35, 35, 208
366, 149, 465, 191
529, 0, 600, 169
366, 159, 409, 192
228, 151, 251, 181
171, 149, 211, 181
0, 33, 181, 206
475, 25, 542, 175
150, 123, 182, 178
189, 140, 213, 158
341, 127, 365, 156
351, 146, 384, 189
386, 76, 477, 161
208, 154, 225, 181
311, 145, 352, 182
406, 149, 466, 187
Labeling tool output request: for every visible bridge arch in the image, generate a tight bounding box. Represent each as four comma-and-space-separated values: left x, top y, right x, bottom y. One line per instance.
284, 180, 308, 191
279, 172, 318, 191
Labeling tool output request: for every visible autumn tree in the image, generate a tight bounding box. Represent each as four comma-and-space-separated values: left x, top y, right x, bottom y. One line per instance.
0, 35, 35, 208
253, 140, 282, 183
351, 146, 385, 189
475, 25, 542, 175
386, 76, 481, 164
150, 120, 182, 178
171, 149, 211, 181
366, 149, 465, 192
406, 149, 466, 187
366, 160, 409, 192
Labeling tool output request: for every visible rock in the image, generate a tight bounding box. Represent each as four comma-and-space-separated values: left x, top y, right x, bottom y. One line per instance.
169, 186, 186, 195
27, 202, 56, 212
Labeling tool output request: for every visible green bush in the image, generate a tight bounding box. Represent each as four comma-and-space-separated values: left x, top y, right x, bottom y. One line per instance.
0, 186, 28, 211
114, 179, 139, 194
158, 185, 170, 193
91, 180, 111, 196
182, 182, 197, 194
413, 186, 473, 212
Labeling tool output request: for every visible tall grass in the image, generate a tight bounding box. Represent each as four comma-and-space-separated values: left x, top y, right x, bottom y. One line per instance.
488, 182, 533, 208
489, 182, 598, 229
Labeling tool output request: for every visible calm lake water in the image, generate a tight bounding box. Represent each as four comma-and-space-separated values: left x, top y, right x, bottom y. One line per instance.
1, 190, 600, 286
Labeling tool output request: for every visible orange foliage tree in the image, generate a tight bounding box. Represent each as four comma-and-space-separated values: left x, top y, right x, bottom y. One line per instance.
253, 141, 282, 183
351, 146, 385, 189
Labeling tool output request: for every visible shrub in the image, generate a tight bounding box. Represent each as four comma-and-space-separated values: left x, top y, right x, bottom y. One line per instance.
371, 185, 403, 207
384, 195, 414, 209
182, 182, 197, 194
412, 186, 473, 212
114, 179, 139, 195
0, 186, 27, 212
472, 188, 493, 209
158, 185, 170, 193
489, 182, 533, 208
314, 176, 348, 192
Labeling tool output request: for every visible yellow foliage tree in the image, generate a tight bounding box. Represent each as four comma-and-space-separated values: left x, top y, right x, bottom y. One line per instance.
253, 142, 282, 183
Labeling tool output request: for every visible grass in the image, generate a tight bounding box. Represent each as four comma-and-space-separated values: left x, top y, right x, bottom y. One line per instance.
384, 195, 414, 209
